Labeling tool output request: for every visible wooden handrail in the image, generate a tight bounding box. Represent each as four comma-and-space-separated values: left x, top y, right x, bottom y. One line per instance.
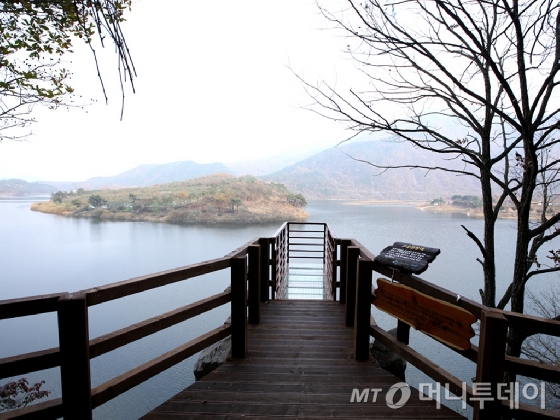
0, 397, 63, 420
341, 237, 560, 419
90, 324, 231, 409
0, 289, 232, 380
0, 292, 65, 320
348, 238, 375, 260
501, 400, 560, 419
89, 289, 231, 358
82, 256, 231, 306
370, 323, 475, 405
0, 347, 60, 379
223, 237, 260, 258
501, 309, 560, 337
504, 354, 560, 383
0, 239, 258, 418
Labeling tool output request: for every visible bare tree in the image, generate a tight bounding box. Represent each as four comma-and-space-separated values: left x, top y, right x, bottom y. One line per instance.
0, 0, 136, 141
303, 0, 560, 365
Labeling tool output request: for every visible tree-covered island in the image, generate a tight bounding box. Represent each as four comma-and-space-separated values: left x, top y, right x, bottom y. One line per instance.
31, 174, 308, 224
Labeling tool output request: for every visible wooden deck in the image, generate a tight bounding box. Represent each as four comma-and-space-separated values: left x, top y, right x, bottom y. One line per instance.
142, 300, 466, 419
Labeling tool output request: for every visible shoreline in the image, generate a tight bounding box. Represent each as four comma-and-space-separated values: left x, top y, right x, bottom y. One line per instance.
342, 199, 425, 206
340, 199, 528, 220
30, 201, 308, 225
28, 198, 537, 222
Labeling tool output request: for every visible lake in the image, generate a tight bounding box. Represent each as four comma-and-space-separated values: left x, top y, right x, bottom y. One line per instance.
1, 198, 557, 419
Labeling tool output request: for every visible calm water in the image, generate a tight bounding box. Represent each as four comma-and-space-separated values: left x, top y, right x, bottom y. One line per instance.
1, 198, 557, 418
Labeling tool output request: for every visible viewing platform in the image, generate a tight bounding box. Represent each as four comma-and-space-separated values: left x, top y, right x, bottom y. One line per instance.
1, 222, 559, 420
143, 299, 465, 419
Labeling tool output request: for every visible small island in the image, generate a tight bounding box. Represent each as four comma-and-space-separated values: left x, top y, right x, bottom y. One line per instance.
31, 174, 308, 224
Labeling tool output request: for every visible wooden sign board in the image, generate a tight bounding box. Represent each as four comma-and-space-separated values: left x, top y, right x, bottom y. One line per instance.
374, 242, 440, 274
373, 278, 476, 350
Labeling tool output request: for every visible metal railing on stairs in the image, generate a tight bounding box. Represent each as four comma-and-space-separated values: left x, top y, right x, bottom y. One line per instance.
270, 222, 336, 300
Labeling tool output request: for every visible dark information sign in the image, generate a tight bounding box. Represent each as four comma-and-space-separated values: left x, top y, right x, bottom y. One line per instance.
374, 242, 440, 274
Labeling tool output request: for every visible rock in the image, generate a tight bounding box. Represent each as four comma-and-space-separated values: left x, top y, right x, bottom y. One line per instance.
370, 328, 407, 381
193, 336, 232, 380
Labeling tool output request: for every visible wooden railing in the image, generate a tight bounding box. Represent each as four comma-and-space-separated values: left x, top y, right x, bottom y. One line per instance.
0, 237, 269, 420
3, 227, 558, 419
341, 238, 560, 420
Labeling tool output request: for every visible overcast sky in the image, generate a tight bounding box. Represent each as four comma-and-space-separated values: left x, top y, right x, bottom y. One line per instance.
0, 0, 355, 182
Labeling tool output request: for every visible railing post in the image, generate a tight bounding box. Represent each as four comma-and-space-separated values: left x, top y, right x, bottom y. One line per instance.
57, 292, 92, 420
248, 245, 260, 324
473, 310, 508, 420
286, 223, 290, 266
258, 237, 269, 302
345, 246, 360, 327
322, 224, 327, 268
271, 238, 277, 300
354, 258, 373, 360
397, 320, 410, 345
231, 255, 248, 358
331, 235, 338, 301
339, 239, 351, 304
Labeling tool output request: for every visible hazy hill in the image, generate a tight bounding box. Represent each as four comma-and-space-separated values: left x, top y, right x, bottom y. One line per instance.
32, 140, 483, 201
262, 139, 481, 200
43, 161, 231, 191
31, 173, 308, 224
0, 179, 57, 196
225, 149, 322, 176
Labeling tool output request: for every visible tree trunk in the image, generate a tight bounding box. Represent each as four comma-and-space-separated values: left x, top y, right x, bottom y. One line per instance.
505, 226, 529, 383
480, 170, 497, 308
505, 137, 537, 381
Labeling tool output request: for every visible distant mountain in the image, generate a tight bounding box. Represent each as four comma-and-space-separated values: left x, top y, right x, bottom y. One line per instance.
33, 141, 482, 200
44, 161, 231, 191
262, 139, 480, 200
225, 150, 323, 176
0, 179, 57, 196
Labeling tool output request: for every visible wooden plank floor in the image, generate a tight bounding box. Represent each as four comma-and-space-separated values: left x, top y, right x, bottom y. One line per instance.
143, 300, 466, 419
